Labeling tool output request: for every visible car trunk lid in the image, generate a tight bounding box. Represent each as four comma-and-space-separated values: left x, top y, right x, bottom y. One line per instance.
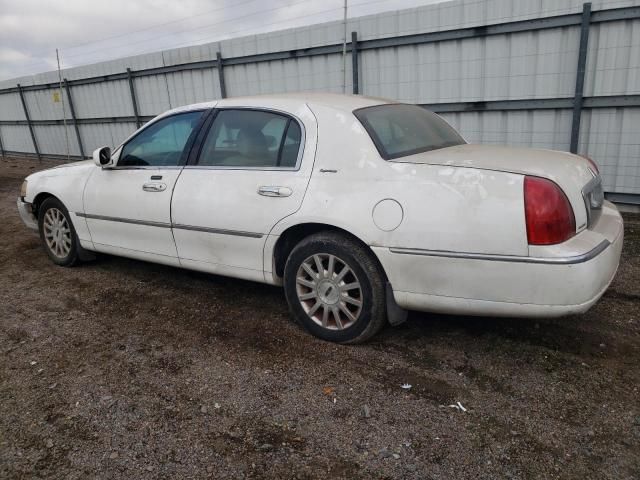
393, 143, 600, 231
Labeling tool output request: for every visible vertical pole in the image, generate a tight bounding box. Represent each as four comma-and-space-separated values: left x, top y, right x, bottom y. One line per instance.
570, 2, 591, 154
126, 68, 141, 129
351, 31, 359, 94
17, 84, 41, 161
216, 51, 227, 99
342, 0, 348, 93
56, 49, 70, 162
0, 125, 5, 158
64, 79, 85, 158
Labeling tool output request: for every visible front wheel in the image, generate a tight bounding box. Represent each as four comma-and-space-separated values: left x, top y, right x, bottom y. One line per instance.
38, 197, 78, 267
283, 232, 387, 344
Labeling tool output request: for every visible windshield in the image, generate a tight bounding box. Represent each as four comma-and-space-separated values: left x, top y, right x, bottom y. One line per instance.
354, 104, 466, 160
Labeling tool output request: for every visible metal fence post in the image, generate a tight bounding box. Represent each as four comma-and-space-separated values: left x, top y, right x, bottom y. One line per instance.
216, 51, 227, 99
64, 79, 85, 158
17, 84, 41, 160
0, 126, 5, 158
570, 2, 592, 154
126, 68, 141, 128
351, 31, 359, 94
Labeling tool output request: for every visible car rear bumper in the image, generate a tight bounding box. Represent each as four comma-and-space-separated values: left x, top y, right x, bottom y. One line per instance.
373, 201, 624, 318
17, 197, 38, 231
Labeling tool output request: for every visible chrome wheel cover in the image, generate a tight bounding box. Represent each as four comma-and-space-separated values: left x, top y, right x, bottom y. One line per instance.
296, 253, 363, 330
43, 208, 72, 259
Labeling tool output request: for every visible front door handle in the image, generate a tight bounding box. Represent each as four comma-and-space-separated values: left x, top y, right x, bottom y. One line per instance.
258, 186, 292, 197
142, 182, 167, 192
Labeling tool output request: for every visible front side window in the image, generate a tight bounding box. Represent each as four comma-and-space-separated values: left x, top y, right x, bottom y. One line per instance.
119, 111, 203, 167
197, 109, 302, 168
354, 104, 465, 160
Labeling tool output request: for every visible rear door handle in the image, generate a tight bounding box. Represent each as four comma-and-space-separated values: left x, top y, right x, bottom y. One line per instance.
258, 186, 292, 197
142, 182, 167, 192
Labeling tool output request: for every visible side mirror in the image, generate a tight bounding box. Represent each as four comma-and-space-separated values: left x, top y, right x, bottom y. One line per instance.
93, 146, 113, 168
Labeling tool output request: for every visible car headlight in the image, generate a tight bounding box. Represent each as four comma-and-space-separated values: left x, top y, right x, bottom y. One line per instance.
20, 180, 28, 198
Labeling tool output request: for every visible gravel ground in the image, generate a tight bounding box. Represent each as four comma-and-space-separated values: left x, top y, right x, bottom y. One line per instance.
1, 156, 639, 480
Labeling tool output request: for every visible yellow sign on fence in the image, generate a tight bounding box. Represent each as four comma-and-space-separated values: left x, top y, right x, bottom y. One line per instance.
52, 91, 60, 103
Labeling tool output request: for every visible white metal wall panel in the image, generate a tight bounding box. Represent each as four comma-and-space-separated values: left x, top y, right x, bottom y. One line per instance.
360, 26, 580, 104
440, 109, 573, 151
580, 107, 640, 194
79, 122, 137, 154
225, 55, 351, 97
0, 92, 25, 121
23, 88, 71, 121
585, 19, 640, 96
164, 69, 221, 108
33, 125, 80, 157
134, 75, 172, 116
71, 80, 132, 118
161, 44, 219, 67
1, 125, 35, 153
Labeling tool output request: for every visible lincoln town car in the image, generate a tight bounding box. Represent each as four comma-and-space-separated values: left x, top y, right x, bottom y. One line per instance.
17, 93, 623, 343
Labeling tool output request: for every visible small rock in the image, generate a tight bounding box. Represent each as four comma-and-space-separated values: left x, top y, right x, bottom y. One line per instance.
407, 464, 417, 472
146, 466, 154, 472
599, 343, 606, 349
258, 443, 273, 451
109, 452, 118, 459
30, 361, 37, 366
214, 403, 221, 409
379, 448, 392, 458
510, 430, 520, 436
200, 405, 208, 414
48, 383, 57, 389
45, 439, 53, 448
206, 466, 213, 473
362, 405, 371, 418
392, 453, 400, 459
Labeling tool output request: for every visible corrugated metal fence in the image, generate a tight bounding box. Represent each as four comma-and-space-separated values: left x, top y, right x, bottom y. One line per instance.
0, 0, 639, 202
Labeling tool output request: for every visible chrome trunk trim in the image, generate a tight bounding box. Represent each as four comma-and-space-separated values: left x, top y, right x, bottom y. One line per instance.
389, 240, 610, 265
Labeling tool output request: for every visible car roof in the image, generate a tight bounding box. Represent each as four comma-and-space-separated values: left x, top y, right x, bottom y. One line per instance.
163, 92, 394, 117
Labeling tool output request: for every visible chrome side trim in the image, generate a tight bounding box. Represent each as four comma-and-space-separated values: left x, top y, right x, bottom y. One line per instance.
389, 240, 611, 265
171, 224, 263, 238
77, 213, 263, 238
76, 212, 171, 228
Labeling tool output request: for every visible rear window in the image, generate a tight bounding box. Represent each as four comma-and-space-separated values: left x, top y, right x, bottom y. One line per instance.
354, 104, 465, 160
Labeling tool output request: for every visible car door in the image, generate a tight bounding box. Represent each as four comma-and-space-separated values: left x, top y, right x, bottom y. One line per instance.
83, 110, 206, 263
171, 106, 317, 281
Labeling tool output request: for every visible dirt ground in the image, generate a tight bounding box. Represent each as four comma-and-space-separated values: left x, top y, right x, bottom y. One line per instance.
0, 156, 639, 480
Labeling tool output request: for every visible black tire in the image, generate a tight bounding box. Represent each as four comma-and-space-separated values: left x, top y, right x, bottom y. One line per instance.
283, 231, 387, 344
38, 197, 79, 267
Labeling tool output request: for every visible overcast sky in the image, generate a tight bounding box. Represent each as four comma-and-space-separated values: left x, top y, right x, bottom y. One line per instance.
0, 0, 447, 81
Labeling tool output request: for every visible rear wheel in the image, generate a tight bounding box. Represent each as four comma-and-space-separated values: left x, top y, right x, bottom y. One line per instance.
38, 197, 78, 267
283, 232, 386, 343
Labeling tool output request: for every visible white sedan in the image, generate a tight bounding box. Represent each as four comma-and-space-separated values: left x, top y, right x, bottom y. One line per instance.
17, 93, 623, 343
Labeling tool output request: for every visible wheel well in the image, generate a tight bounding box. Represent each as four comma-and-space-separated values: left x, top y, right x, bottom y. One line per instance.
272, 223, 387, 281
31, 192, 57, 219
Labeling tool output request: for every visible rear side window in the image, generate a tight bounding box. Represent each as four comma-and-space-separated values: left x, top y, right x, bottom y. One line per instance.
197, 109, 302, 168
354, 104, 465, 160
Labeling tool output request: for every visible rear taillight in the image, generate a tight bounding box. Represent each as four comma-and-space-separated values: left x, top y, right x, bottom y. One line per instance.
524, 176, 576, 245
580, 154, 599, 175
